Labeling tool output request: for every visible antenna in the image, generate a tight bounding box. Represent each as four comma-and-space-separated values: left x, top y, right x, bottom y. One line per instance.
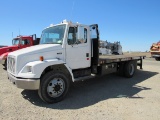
19, 28, 21, 36
12, 32, 13, 39
70, 0, 75, 20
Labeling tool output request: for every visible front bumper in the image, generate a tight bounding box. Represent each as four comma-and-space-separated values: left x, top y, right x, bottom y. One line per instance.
8, 73, 40, 90
151, 54, 160, 58
0, 57, 5, 64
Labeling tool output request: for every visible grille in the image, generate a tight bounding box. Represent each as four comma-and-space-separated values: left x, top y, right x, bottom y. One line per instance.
8, 56, 15, 74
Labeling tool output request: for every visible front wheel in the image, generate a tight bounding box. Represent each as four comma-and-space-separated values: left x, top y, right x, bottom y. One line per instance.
4, 59, 7, 70
155, 57, 160, 61
38, 71, 70, 103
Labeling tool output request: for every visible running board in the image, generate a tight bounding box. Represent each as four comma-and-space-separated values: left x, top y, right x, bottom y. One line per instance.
74, 75, 95, 82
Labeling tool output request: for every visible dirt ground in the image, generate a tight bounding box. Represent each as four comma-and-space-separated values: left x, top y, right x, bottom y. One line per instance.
0, 56, 160, 120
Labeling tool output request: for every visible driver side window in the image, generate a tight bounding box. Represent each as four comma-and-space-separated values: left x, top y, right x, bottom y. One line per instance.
68, 26, 88, 45
68, 27, 77, 45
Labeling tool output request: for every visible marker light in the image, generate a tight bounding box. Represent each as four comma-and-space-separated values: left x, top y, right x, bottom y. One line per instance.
40, 56, 44, 61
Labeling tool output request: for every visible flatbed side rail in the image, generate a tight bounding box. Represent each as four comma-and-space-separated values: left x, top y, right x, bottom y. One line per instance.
98, 55, 146, 69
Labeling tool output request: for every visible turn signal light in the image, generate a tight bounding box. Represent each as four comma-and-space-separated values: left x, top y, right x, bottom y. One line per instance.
40, 56, 44, 61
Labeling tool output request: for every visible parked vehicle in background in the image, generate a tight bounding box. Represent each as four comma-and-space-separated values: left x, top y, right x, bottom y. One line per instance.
99, 40, 123, 55
0, 45, 7, 48
7, 20, 145, 103
0, 34, 40, 68
150, 41, 160, 61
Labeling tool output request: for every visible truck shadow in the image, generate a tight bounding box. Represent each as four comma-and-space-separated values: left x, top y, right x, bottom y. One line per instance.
2, 65, 6, 70
21, 70, 158, 109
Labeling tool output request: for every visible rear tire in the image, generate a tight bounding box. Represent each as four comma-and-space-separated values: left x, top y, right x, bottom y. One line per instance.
155, 57, 160, 61
38, 71, 70, 103
124, 61, 137, 78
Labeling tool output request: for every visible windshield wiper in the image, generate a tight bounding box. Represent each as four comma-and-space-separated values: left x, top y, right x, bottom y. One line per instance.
44, 42, 54, 44
41, 42, 62, 45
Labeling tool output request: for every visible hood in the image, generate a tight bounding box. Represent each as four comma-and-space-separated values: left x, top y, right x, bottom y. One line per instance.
0, 45, 18, 56
9, 44, 62, 57
8, 44, 63, 75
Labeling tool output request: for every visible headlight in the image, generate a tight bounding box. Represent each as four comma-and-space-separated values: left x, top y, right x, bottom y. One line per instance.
27, 66, 32, 72
22, 66, 33, 73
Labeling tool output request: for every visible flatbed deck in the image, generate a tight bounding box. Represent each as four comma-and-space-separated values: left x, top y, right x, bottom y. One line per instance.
99, 54, 146, 64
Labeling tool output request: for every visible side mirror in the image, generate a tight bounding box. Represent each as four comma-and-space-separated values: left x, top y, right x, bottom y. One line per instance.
77, 26, 85, 42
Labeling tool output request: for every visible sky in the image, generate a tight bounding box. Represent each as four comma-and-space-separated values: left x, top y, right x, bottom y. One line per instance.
0, 0, 160, 52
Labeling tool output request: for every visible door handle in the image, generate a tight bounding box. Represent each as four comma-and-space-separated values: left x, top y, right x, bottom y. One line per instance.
57, 53, 62, 55
86, 53, 89, 57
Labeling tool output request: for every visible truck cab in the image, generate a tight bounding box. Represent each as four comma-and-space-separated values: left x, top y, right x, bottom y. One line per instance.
0, 34, 39, 68
150, 41, 160, 61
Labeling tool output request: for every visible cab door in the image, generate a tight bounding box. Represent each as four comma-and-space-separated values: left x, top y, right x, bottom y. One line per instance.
66, 25, 91, 69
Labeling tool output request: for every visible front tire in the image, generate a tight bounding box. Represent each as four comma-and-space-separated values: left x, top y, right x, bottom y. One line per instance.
4, 59, 7, 70
155, 57, 160, 61
38, 71, 70, 103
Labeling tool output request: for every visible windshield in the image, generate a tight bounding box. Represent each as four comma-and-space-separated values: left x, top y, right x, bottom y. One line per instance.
12, 39, 20, 45
40, 25, 66, 44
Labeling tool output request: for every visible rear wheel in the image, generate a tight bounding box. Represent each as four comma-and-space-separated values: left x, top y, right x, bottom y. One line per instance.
38, 71, 70, 103
124, 61, 137, 78
155, 57, 160, 61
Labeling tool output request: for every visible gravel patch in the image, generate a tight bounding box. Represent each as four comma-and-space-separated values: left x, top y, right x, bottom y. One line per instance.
0, 58, 160, 120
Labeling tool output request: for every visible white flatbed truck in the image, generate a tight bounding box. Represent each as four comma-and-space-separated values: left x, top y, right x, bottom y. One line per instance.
7, 20, 145, 103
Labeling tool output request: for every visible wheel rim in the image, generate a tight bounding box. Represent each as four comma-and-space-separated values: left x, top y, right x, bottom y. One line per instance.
47, 78, 65, 98
129, 64, 134, 75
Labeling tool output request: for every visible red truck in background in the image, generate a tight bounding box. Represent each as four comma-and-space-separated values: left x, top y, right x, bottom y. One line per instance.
0, 34, 40, 68
0, 45, 7, 48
